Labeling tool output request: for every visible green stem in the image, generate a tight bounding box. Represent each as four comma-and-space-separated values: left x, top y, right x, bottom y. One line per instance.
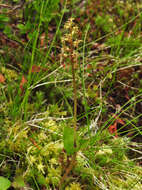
70, 41, 77, 148
59, 153, 76, 189
59, 37, 78, 189
82, 24, 90, 127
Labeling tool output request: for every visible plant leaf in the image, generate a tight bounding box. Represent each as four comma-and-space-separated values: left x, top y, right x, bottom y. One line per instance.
108, 122, 118, 138
20, 75, 27, 94
0, 176, 11, 190
31, 65, 48, 73
12, 176, 25, 188
63, 126, 75, 155
0, 74, 5, 83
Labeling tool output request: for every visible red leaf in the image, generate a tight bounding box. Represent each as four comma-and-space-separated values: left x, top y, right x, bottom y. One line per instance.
32, 65, 41, 73
108, 117, 125, 138
108, 122, 118, 138
20, 75, 27, 94
116, 118, 125, 125
0, 74, 5, 83
31, 65, 48, 73
113, 115, 125, 125
40, 32, 46, 47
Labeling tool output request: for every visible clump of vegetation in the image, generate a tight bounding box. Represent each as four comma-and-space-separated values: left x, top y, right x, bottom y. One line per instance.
0, 0, 142, 189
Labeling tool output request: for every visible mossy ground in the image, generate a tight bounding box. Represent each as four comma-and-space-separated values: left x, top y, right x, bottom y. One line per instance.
0, 0, 142, 189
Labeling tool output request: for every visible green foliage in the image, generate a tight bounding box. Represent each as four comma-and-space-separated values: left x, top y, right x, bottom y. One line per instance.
17, 22, 32, 34
0, 176, 11, 190
1, 0, 142, 189
0, 15, 9, 29
24, 0, 60, 31
34, 91, 45, 111
107, 34, 142, 56
63, 126, 75, 155
95, 14, 116, 33
12, 176, 25, 188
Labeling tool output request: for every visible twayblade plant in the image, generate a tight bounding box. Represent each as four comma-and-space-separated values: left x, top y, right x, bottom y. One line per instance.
59, 17, 81, 188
